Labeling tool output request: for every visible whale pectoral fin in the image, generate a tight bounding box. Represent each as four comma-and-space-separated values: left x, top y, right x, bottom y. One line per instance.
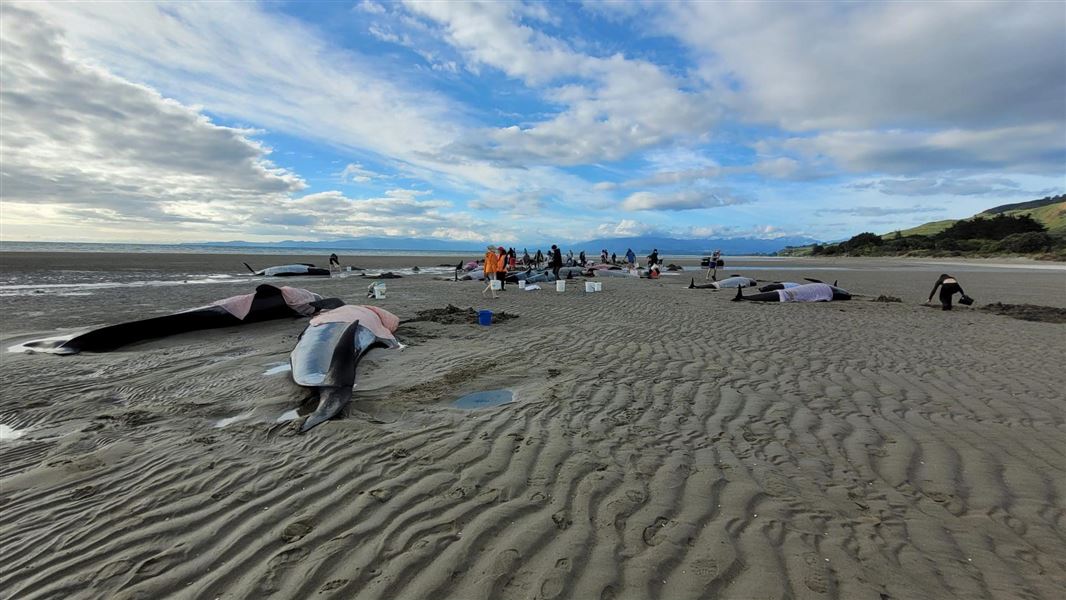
322, 320, 361, 388
244, 262, 257, 274
732, 286, 745, 302
804, 277, 824, 284
688, 278, 695, 289
300, 386, 353, 432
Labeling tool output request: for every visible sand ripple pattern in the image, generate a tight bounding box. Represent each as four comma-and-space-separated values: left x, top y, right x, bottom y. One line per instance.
2, 276, 1065, 599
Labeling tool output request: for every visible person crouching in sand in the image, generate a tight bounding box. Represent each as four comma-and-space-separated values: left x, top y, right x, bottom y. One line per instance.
927, 274, 967, 310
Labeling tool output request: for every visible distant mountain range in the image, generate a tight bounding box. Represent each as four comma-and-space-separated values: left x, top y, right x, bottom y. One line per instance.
195, 235, 821, 256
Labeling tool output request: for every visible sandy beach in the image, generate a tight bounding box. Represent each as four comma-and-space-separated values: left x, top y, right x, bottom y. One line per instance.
1, 252, 1065, 599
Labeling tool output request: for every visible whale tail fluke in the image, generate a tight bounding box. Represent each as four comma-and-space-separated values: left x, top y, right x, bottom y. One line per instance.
732, 286, 744, 302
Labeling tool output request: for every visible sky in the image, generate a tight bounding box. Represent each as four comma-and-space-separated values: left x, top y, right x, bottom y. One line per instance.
2, 1, 1064, 245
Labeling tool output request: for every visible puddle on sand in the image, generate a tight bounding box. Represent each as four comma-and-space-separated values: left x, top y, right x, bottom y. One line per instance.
452, 389, 514, 409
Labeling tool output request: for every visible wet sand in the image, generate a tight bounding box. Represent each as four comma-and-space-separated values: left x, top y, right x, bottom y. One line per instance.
1, 252, 1064, 599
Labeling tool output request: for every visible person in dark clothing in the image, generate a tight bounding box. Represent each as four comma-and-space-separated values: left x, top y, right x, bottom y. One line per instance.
579, 250, 586, 266
328, 253, 341, 272
550, 244, 563, 280
647, 248, 659, 268
611, 252, 617, 264
535, 249, 544, 269
522, 248, 531, 266
928, 274, 966, 310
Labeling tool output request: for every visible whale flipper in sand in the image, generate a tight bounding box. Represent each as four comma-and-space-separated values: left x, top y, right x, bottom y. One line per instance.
20, 285, 342, 354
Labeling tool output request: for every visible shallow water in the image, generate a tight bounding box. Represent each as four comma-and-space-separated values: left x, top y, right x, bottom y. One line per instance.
452, 389, 514, 409
0, 424, 26, 441
262, 362, 292, 376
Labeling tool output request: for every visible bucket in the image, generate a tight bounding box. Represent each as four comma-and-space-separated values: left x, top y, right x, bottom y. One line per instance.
345, 266, 351, 272
373, 283, 386, 299
594, 282, 603, 292
585, 281, 595, 293
518, 280, 526, 289
556, 280, 566, 292
478, 309, 493, 326
490, 279, 502, 291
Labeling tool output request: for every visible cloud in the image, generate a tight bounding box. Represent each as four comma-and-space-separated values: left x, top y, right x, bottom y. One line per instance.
815, 206, 945, 217
760, 124, 1066, 176
405, 1, 718, 166
650, 2, 1065, 131
0, 5, 302, 227
594, 219, 658, 238
338, 163, 384, 183
620, 189, 749, 211
859, 177, 1058, 197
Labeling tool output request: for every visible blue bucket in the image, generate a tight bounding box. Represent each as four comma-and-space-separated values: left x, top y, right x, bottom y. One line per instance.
478, 309, 493, 326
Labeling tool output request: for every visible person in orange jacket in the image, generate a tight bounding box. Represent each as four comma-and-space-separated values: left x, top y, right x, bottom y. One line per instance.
482, 245, 499, 298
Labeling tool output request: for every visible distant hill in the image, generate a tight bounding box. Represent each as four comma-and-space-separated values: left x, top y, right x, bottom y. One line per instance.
888, 194, 1066, 238
194, 235, 820, 256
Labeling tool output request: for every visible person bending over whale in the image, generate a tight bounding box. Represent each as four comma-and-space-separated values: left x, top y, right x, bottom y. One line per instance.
21, 285, 343, 354
927, 274, 967, 310
732, 282, 851, 302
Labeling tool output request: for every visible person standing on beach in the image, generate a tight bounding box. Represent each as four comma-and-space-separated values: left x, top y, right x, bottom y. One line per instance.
647, 248, 659, 268
579, 250, 586, 266
483, 245, 500, 298
626, 248, 636, 268
705, 249, 722, 281
508, 248, 517, 270
522, 248, 531, 266
550, 244, 563, 280
927, 274, 967, 310
496, 246, 509, 290
535, 249, 544, 269
611, 252, 617, 264
328, 253, 341, 273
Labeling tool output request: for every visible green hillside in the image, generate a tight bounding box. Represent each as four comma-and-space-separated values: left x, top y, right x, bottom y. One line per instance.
885, 195, 1066, 239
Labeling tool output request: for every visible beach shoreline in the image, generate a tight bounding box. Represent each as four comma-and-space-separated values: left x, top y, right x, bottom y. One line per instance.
1, 252, 1064, 599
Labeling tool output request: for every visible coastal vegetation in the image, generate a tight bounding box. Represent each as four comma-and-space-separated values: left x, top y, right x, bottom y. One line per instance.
781, 195, 1066, 259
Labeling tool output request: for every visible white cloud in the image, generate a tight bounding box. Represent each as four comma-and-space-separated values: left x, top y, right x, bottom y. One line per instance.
1, 5, 302, 228
594, 219, 658, 238
621, 189, 749, 211
815, 205, 945, 217
406, 1, 719, 165
652, 2, 1065, 131
338, 163, 384, 183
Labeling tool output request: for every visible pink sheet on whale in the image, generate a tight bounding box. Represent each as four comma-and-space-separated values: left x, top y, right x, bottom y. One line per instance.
309, 305, 399, 341
208, 286, 321, 320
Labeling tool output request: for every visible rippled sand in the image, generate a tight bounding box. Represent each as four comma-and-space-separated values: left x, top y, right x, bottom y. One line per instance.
1, 253, 1064, 599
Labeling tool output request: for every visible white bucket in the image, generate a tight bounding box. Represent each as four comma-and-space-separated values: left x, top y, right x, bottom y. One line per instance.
490, 279, 502, 291
585, 281, 595, 293
518, 280, 527, 289
345, 266, 351, 272
556, 280, 566, 292
594, 282, 603, 292
373, 283, 386, 299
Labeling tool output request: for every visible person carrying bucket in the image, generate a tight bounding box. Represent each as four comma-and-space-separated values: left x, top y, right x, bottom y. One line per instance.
483, 245, 500, 298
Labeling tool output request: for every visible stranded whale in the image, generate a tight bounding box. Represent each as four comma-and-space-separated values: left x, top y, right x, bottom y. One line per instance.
244, 263, 331, 277
19, 285, 343, 354
289, 305, 400, 432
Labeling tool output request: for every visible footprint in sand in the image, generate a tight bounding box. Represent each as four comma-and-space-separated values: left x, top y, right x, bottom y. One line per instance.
538, 557, 572, 599
281, 520, 314, 543
802, 552, 830, 593
642, 516, 672, 546
319, 579, 348, 593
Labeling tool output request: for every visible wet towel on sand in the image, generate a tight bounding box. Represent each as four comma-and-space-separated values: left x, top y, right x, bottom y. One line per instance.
310, 305, 399, 340
777, 283, 834, 303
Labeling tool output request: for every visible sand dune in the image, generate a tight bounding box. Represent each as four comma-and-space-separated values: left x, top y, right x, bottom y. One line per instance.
1, 254, 1064, 599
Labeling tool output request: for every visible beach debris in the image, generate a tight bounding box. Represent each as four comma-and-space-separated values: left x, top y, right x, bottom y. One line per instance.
872, 295, 902, 303
979, 302, 1066, 324
407, 305, 518, 325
